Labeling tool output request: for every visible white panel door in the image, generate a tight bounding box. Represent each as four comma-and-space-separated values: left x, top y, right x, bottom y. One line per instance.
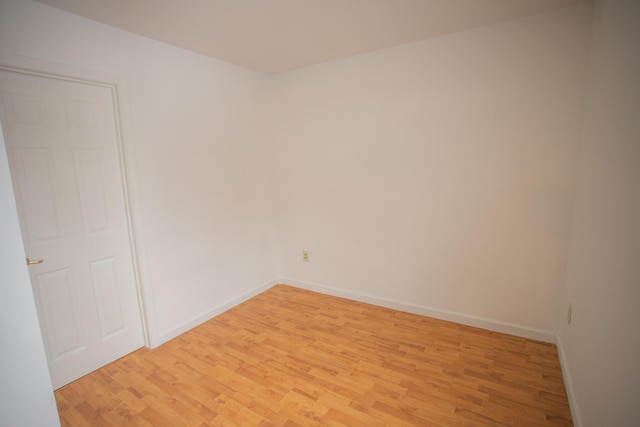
0, 70, 144, 389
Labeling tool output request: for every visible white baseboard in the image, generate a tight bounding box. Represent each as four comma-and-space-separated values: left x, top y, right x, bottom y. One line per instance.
151, 277, 280, 347
556, 334, 583, 426
151, 276, 558, 347
279, 277, 557, 344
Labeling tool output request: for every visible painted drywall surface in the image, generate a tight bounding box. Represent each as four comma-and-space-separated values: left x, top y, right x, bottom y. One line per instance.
0, 123, 60, 426
270, 4, 592, 333
0, 0, 279, 345
558, 0, 640, 425
125, 58, 278, 343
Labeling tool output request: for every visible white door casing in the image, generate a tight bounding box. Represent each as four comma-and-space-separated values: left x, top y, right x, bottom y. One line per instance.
0, 69, 145, 389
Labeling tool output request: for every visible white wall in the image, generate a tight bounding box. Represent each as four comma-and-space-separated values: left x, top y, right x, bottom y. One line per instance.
558, 1, 640, 425
0, 0, 279, 346
0, 122, 60, 426
269, 4, 592, 338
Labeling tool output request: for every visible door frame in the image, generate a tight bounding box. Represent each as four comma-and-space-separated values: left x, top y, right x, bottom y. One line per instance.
0, 52, 152, 349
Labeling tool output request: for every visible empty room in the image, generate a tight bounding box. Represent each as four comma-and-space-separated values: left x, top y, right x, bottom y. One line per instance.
0, 0, 638, 426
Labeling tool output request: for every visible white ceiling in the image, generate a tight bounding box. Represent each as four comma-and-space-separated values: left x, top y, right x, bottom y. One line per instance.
35, 0, 587, 74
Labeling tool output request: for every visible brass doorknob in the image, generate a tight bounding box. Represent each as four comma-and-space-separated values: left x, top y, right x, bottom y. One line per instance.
26, 258, 44, 265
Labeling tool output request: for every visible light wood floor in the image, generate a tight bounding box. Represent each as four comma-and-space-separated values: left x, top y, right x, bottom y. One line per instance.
55, 284, 573, 426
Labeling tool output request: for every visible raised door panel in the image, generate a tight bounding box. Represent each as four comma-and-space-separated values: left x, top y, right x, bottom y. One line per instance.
89, 256, 127, 339
72, 149, 110, 235
33, 268, 84, 362
10, 148, 62, 246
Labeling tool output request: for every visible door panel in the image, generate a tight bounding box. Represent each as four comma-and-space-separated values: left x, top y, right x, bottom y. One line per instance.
73, 149, 110, 233
34, 267, 84, 361
12, 148, 62, 244
0, 70, 144, 389
89, 256, 127, 338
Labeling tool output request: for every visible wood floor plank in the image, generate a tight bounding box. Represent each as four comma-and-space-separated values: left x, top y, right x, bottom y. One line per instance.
56, 284, 572, 426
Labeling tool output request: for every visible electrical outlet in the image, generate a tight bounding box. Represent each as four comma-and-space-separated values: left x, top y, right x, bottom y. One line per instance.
567, 303, 573, 325
302, 250, 310, 262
